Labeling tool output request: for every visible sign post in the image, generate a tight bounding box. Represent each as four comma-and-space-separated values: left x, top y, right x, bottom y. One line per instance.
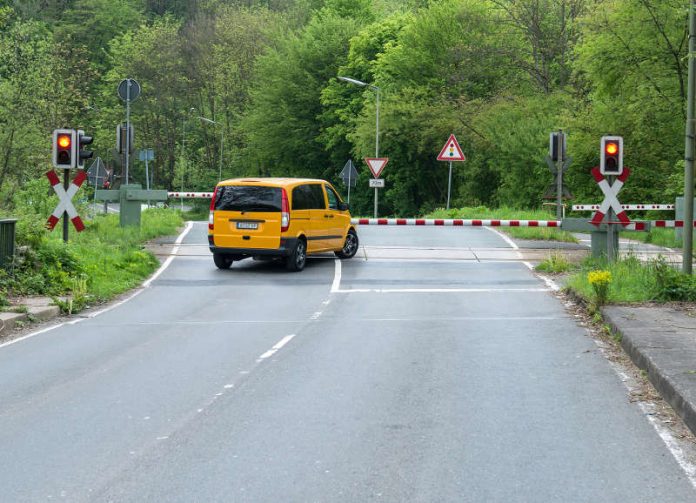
591, 166, 631, 261
118, 78, 141, 185
436, 134, 466, 209
364, 157, 389, 218
339, 159, 358, 203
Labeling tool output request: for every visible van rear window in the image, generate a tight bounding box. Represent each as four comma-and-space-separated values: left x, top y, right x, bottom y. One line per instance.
215, 186, 282, 212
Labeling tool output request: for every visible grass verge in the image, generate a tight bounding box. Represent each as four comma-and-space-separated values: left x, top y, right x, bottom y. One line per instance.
426, 207, 578, 243
1, 208, 183, 310
621, 228, 680, 249
564, 255, 696, 305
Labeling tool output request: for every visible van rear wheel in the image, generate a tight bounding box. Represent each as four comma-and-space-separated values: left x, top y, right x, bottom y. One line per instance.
213, 253, 233, 269
286, 239, 307, 272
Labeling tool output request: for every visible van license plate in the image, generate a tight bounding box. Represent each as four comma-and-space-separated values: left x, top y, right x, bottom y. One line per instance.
236, 221, 258, 230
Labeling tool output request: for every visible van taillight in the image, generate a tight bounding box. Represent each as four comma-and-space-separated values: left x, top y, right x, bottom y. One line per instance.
208, 186, 218, 231
281, 188, 290, 232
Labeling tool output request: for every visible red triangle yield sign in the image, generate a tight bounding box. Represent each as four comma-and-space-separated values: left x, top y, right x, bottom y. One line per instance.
364, 157, 389, 178
437, 134, 466, 162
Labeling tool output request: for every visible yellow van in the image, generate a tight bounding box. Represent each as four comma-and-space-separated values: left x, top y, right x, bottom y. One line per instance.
208, 178, 359, 271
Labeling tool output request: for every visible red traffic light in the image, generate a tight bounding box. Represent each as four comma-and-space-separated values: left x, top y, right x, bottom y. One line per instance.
57, 134, 71, 149
600, 136, 623, 176
52, 129, 76, 168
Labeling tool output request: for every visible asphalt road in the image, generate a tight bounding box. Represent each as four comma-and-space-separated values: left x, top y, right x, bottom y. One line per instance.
1, 223, 695, 502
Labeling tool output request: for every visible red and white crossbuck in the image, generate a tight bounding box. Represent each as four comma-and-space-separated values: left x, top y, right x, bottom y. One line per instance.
46, 170, 86, 232
590, 166, 631, 227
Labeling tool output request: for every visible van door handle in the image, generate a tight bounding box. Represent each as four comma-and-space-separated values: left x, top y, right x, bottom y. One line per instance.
324, 214, 334, 218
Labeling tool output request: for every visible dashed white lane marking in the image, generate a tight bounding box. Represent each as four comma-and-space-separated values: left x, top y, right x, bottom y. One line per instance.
257, 334, 297, 362
0, 221, 194, 351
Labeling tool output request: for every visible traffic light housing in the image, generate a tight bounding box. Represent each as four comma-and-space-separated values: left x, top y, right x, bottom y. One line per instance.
549, 132, 566, 162
600, 136, 623, 176
77, 129, 94, 169
52, 129, 76, 169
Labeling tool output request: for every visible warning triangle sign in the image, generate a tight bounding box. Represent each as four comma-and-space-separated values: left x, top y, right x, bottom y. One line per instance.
437, 134, 466, 162
364, 157, 389, 178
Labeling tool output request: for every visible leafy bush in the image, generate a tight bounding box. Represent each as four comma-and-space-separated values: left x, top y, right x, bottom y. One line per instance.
652, 256, 696, 302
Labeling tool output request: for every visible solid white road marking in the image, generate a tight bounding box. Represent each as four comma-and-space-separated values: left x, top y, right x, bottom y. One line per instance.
484, 226, 519, 250
523, 261, 561, 292
331, 259, 342, 293
334, 287, 551, 294
143, 221, 194, 288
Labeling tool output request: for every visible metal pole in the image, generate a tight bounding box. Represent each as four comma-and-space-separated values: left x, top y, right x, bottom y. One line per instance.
181, 117, 185, 211
63, 169, 69, 243
556, 130, 563, 221
447, 161, 453, 210
374, 89, 380, 219
607, 176, 616, 262
684, 0, 696, 273
219, 128, 223, 181
125, 80, 131, 185
347, 161, 352, 204
145, 154, 150, 207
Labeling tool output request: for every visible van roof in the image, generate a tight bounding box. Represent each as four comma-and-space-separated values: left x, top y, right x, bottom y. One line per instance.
217, 178, 328, 188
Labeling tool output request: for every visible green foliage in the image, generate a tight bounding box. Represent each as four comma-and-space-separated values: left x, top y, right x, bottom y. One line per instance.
0, 0, 691, 224
652, 255, 696, 302
536, 253, 577, 274
565, 255, 696, 304
3, 208, 182, 310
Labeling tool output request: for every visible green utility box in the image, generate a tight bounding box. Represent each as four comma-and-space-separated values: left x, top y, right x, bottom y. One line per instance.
0, 218, 18, 268
96, 184, 168, 228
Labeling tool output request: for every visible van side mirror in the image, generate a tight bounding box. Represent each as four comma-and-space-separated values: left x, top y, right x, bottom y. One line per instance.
338, 201, 350, 211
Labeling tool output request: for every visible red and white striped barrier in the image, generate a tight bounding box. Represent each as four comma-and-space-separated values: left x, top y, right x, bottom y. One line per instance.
168, 192, 213, 199
351, 218, 561, 227
573, 204, 674, 211
351, 218, 649, 231
46, 170, 86, 232
653, 221, 696, 228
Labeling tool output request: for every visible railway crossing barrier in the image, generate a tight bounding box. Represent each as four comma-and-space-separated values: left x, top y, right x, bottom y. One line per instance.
158, 192, 694, 258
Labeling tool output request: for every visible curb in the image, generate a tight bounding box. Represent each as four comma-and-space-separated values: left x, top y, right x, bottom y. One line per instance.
603, 308, 696, 436
0, 306, 61, 338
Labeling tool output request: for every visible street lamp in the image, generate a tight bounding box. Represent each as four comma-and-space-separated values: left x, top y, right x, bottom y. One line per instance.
339, 76, 381, 217
198, 116, 224, 181
181, 107, 195, 210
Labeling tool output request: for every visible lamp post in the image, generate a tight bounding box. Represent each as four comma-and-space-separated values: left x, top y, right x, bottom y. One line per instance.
338, 76, 381, 218
181, 107, 195, 210
198, 116, 224, 181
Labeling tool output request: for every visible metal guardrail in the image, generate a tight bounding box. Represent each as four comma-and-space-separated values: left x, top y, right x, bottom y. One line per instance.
0, 218, 18, 268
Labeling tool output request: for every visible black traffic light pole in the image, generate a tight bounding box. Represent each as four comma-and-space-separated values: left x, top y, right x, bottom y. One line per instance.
607, 175, 615, 262
63, 169, 70, 243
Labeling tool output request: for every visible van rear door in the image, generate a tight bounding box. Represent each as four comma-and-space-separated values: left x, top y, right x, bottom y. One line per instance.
212, 185, 282, 249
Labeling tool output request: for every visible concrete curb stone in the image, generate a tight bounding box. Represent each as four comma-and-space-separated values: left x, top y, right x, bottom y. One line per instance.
603, 306, 696, 436
0, 299, 61, 338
